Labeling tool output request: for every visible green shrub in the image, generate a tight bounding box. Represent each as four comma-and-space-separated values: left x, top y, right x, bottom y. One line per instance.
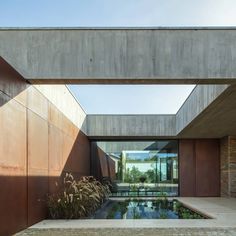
47, 173, 110, 219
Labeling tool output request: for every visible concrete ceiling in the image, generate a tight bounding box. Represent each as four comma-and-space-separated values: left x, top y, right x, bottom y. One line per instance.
178, 85, 236, 138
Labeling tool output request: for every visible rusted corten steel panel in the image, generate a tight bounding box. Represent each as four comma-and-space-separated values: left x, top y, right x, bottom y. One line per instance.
49, 125, 63, 173
27, 86, 48, 120
91, 146, 116, 181
108, 157, 116, 180
0, 176, 28, 236
179, 140, 196, 197
0, 58, 28, 236
27, 110, 49, 226
0, 92, 27, 170
27, 176, 49, 226
63, 135, 90, 175
179, 139, 220, 197
0, 57, 91, 235
196, 139, 220, 196
28, 110, 49, 171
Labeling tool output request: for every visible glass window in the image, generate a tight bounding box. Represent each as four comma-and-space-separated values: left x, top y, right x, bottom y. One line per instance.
91, 140, 178, 197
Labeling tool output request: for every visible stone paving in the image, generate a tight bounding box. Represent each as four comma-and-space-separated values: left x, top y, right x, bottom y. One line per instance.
16, 228, 236, 236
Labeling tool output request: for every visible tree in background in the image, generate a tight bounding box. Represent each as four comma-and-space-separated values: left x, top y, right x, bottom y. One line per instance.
124, 166, 143, 183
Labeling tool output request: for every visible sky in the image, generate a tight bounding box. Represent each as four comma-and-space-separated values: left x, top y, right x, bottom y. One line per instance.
1, 0, 235, 114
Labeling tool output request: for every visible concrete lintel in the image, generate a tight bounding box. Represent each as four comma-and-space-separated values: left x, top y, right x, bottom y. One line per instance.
1, 28, 236, 84
86, 114, 176, 137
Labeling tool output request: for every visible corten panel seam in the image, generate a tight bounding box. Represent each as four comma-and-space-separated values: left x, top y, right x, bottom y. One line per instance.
0, 89, 27, 110
48, 103, 87, 138
33, 85, 87, 135
47, 110, 50, 205
1, 85, 86, 140
26, 107, 29, 227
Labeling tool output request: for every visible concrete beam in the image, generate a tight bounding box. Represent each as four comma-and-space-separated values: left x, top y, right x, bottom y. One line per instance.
1, 28, 236, 84
86, 115, 176, 138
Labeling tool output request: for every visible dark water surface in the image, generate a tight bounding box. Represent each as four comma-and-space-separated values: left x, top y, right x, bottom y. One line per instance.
93, 199, 207, 219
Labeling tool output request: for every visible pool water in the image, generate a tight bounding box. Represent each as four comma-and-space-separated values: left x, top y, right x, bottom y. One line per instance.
93, 199, 206, 219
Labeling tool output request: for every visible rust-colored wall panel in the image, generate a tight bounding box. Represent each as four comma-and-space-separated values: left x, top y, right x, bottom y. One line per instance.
27, 110, 49, 225
27, 87, 48, 120
49, 125, 63, 172
0, 57, 91, 235
195, 140, 220, 197
0, 176, 27, 236
0, 58, 28, 236
98, 148, 109, 177
179, 140, 196, 197
28, 110, 49, 171
92, 146, 116, 181
0, 92, 27, 171
108, 157, 116, 180
179, 139, 220, 197
63, 136, 90, 176
27, 175, 49, 226
49, 103, 78, 140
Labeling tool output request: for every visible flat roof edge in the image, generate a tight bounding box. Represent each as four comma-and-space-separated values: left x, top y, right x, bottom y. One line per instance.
1, 26, 236, 31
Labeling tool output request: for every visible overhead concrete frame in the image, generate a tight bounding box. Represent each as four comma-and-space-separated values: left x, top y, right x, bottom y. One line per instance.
1, 27, 236, 139
1, 27, 236, 84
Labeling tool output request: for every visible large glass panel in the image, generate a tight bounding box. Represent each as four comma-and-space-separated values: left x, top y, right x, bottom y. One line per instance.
91, 140, 178, 197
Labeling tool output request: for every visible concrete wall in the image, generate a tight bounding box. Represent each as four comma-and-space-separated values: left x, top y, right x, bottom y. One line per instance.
1, 28, 236, 84
0, 57, 90, 236
86, 115, 176, 138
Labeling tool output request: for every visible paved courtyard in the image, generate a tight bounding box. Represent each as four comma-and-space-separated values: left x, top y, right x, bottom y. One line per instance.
15, 228, 236, 236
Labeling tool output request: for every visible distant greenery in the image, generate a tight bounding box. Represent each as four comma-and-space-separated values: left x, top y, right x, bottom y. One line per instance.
123, 165, 159, 183
124, 166, 143, 183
